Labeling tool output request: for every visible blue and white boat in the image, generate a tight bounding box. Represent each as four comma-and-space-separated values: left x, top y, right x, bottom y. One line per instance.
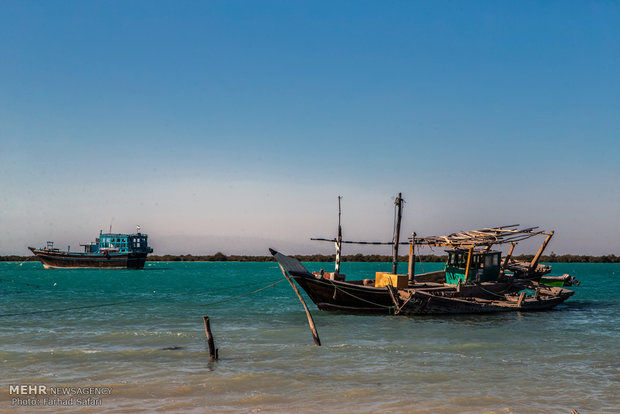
29, 230, 153, 269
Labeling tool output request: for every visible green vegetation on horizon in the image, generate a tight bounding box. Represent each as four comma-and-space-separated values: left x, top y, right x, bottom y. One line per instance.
3, 253, 619, 263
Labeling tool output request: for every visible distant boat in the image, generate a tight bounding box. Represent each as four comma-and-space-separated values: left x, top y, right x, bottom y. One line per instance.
28, 231, 153, 269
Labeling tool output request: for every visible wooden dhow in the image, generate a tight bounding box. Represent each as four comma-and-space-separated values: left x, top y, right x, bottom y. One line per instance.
29, 229, 153, 269
270, 194, 577, 315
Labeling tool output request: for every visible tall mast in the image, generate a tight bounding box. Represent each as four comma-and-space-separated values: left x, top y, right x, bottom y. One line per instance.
335, 196, 343, 274
392, 193, 403, 274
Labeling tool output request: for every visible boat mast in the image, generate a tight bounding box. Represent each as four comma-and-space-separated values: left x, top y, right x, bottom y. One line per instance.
335, 196, 343, 275
392, 193, 403, 274
408, 232, 416, 283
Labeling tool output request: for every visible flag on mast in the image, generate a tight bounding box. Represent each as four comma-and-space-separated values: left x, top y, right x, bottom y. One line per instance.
137, 225, 141, 232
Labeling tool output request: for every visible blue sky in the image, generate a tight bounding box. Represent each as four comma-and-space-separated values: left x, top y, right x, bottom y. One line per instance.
1, 1, 618, 255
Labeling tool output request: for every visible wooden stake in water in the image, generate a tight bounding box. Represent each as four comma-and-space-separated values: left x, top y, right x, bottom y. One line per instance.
203, 316, 219, 360
278, 264, 321, 346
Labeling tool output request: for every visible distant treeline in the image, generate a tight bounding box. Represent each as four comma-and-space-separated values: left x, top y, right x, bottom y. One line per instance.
144, 253, 437, 262
3, 253, 619, 263
144, 253, 620, 263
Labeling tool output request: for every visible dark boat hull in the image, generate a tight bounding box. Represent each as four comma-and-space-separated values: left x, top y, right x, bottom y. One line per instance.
29, 248, 148, 269
292, 273, 527, 314
270, 249, 573, 315
294, 274, 395, 313
394, 287, 574, 315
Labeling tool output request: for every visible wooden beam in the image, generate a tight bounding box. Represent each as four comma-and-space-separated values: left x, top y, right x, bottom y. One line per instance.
408, 232, 416, 283
528, 231, 554, 273
278, 264, 321, 346
463, 246, 474, 284
500, 242, 516, 275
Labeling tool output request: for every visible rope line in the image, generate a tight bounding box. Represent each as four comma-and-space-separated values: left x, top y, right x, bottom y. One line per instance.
0, 300, 140, 318
478, 285, 512, 298
332, 283, 394, 309
0, 279, 286, 318
0, 275, 282, 296
197, 279, 286, 307
301, 276, 393, 309
0, 277, 44, 289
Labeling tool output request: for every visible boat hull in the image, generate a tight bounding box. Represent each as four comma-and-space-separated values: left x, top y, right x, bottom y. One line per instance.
29, 248, 149, 269
292, 273, 527, 315
294, 274, 395, 313
270, 249, 574, 315
394, 287, 574, 315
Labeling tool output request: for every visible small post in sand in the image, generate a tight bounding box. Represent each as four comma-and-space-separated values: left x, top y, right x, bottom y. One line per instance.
202, 316, 219, 361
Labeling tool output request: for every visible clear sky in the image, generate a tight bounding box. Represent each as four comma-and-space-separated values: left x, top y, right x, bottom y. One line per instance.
1, 1, 619, 256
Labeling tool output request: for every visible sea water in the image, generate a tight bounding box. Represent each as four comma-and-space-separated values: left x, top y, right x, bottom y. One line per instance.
1, 261, 618, 413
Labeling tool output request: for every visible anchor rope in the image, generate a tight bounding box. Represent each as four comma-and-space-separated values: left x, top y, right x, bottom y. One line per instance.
0, 278, 286, 318
196, 279, 287, 307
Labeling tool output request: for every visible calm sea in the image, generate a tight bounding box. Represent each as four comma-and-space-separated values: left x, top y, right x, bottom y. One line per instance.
1, 261, 618, 413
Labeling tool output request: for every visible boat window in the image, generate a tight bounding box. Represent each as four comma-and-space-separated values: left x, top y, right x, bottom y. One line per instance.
493, 254, 499, 266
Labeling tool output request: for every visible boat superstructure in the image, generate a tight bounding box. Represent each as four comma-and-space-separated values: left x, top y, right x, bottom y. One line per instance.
29, 230, 153, 269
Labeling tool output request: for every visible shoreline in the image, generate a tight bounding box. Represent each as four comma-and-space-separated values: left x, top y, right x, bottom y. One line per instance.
2, 253, 619, 263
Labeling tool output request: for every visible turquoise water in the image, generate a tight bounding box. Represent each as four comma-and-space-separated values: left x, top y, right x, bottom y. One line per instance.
1, 261, 619, 413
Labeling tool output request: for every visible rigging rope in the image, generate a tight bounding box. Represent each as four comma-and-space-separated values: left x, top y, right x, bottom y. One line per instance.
304, 276, 394, 309
416, 245, 425, 274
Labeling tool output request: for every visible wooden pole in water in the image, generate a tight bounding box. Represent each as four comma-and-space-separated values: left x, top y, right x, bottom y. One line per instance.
278, 264, 321, 346
202, 316, 218, 361
392, 193, 403, 274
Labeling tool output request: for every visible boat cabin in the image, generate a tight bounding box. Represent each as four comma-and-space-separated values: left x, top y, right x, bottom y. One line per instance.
445, 248, 502, 285
82, 233, 151, 254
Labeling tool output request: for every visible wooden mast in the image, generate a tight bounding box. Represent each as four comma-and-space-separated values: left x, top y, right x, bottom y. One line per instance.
335, 196, 343, 275
392, 193, 403, 274
463, 246, 474, 284
528, 231, 554, 274
408, 232, 416, 283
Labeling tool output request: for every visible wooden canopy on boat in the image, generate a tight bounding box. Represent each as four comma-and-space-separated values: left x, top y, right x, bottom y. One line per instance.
313, 225, 551, 248
412, 225, 552, 248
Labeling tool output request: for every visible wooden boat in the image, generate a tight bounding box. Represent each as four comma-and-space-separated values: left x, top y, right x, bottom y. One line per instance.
270, 249, 574, 314
270, 194, 576, 314
28, 230, 153, 269
388, 284, 574, 315
539, 274, 580, 287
